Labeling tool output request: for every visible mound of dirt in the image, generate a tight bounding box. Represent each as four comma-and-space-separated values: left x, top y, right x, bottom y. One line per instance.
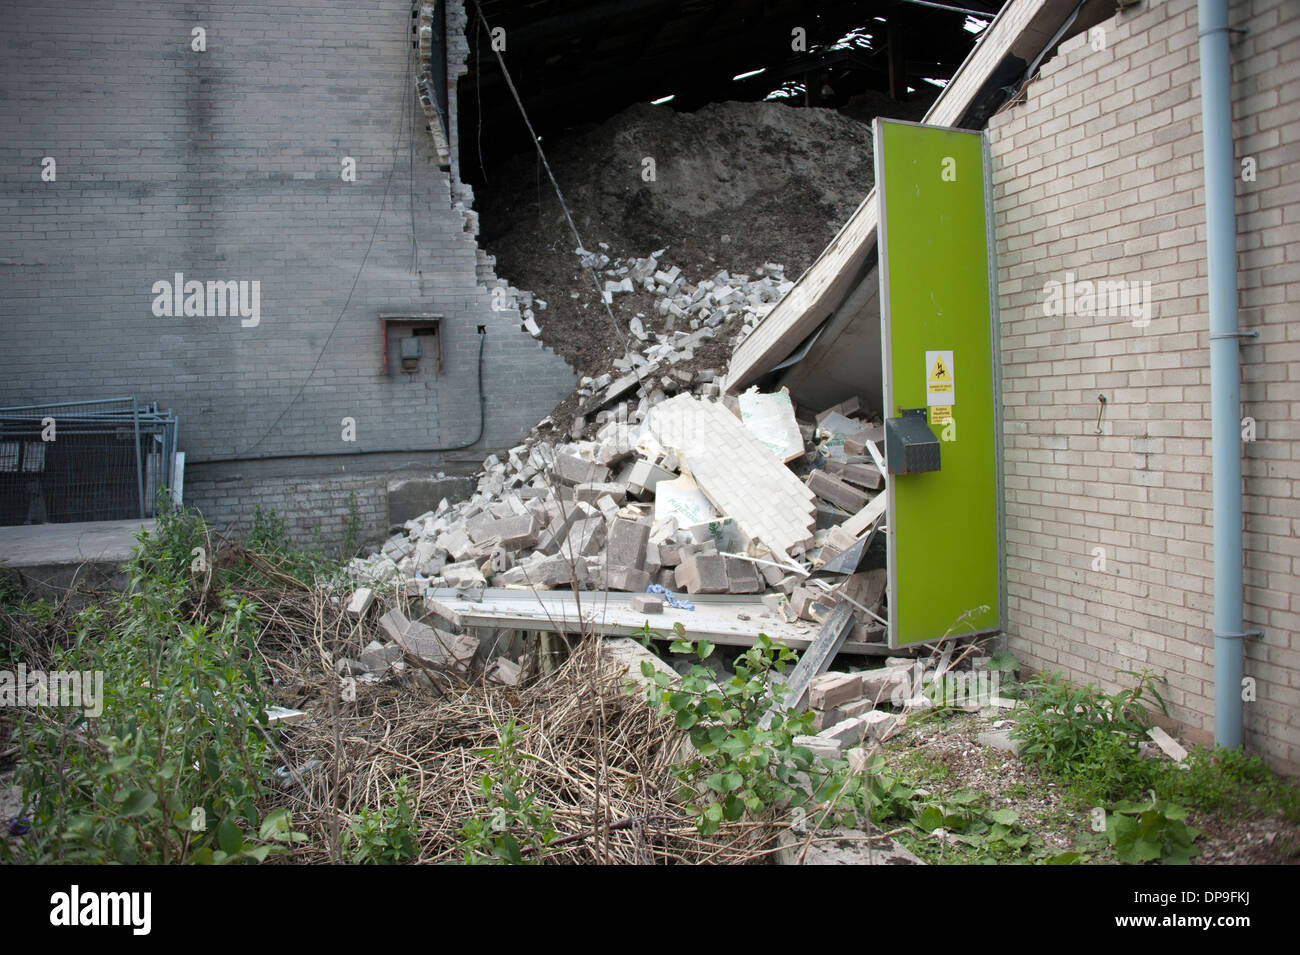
476, 99, 884, 378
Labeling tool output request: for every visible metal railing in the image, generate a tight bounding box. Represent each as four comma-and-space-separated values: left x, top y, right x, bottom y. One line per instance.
0, 397, 180, 525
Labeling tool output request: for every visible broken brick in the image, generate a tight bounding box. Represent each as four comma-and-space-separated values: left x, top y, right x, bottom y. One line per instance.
607, 518, 650, 570
674, 553, 728, 594
807, 468, 871, 513
723, 557, 761, 594
808, 671, 863, 710
630, 594, 663, 614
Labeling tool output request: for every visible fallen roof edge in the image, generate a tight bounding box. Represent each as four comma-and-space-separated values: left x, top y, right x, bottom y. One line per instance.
725, 0, 1061, 394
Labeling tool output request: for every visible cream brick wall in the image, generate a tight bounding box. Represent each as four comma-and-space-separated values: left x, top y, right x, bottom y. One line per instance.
988, 0, 1300, 770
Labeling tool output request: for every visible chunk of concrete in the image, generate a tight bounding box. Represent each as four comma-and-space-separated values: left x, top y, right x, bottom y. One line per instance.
863, 709, 899, 742
627, 458, 678, 499
630, 594, 663, 614
809, 671, 864, 710
436, 527, 474, 562
777, 829, 925, 865
486, 512, 541, 550
793, 734, 842, 761
817, 717, 869, 748
346, 588, 375, 617
575, 481, 628, 505
489, 657, 522, 685
723, 557, 761, 594
859, 665, 915, 704
442, 561, 488, 589
396, 626, 478, 672
552, 452, 610, 487
675, 553, 729, 594
607, 518, 651, 570
603, 566, 651, 593
807, 469, 870, 513
977, 728, 1021, 755
560, 517, 608, 558
359, 641, 403, 673
826, 459, 883, 491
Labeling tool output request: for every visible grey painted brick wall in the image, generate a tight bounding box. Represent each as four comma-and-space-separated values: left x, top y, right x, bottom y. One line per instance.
0, 0, 576, 538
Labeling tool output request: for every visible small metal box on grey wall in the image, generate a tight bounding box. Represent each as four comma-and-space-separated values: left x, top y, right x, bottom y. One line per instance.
885, 408, 941, 475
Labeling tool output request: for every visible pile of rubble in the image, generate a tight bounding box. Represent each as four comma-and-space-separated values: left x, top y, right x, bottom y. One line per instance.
351, 299, 893, 641
506, 246, 793, 356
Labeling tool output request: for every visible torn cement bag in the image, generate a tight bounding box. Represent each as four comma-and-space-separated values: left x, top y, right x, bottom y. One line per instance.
738, 387, 804, 463
653, 473, 719, 526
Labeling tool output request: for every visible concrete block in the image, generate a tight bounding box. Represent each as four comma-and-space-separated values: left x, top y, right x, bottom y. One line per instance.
840, 698, 875, 719
553, 452, 610, 486
530, 554, 578, 587
864, 710, 900, 742
818, 717, 869, 748
826, 460, 883, 491
359, 641, 403, 672
442, 561, 488, 589
607, 518, 650, 569
536, 507, 583, 555
464, 509, 500, 543
776, 829, 925, 865
843, 568, 888, 612
346, 588, 374, 617
561, 517, 607, 558
489, 658, 522, 685
395, 626, 478, 672
859, 665, 915, 704
486, 512, 541, 550
630, 594, 663, 614
843, 426, 884, 457
603, 565, 651, 592
626, 458, 677, 499
724, 556, 762, 593
575, 481, 627, 505
977, 728, 1021, 754
759, 561, 786, 587
793, 734, 842, 761
808, 671, 863, 710
675, 553, 729, 594
790, 586, 837, 621
437, 526, 474, 562
807, 469, 870, 513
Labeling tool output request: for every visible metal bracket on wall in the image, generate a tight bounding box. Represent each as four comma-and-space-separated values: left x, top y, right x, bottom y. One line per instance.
1215, 629, 1263, 641
1209, 330, 1260, 340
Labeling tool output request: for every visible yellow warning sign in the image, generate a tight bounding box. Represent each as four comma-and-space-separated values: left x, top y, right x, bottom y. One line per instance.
925, 349, 955, 407
930, 405, 952, 425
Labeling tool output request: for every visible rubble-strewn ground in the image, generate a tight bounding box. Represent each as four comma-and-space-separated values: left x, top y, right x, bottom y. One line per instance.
879, 708, 1300, 865
477, 100, 888, 379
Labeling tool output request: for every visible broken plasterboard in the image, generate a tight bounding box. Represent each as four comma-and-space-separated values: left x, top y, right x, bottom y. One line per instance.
738, 387, 804, 463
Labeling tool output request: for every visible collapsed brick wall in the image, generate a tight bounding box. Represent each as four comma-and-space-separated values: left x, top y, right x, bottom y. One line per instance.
0, 0, 576, 539
988, 0, 1299, 769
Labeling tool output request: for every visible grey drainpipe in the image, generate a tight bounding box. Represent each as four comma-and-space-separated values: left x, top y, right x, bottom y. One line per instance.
1198, 0, 1250, 749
